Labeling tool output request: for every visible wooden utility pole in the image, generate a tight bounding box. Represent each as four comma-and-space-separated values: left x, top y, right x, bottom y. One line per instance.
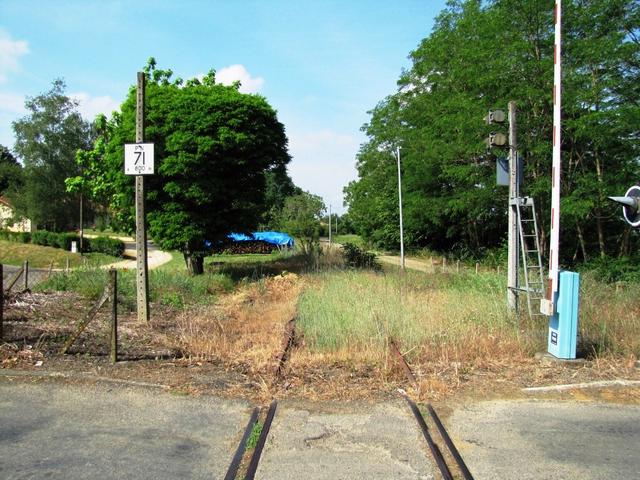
109, 268, 118, 363
79, 193, 84, 253
23, 260, 29, 291
135, 72, 150, 322
507, 101, 519, 312
1, 264, 4, 339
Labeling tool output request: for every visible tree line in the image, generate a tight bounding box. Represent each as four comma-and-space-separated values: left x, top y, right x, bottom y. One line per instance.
345, 0, 639, 265
1, 60, 332, 274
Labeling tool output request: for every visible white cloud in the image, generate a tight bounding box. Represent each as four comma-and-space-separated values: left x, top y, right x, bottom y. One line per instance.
287, 129, 360, 213
0, 30, 29, 83
216, 64, 264, 93
70, 92, 121, 121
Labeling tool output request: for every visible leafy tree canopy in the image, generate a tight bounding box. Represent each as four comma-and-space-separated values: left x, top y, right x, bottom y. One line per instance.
278, 191, 326, 255
11, 79, 91, 231
0, 144, 22, 195
345, 0, 640, 264
73, 59, 291, 274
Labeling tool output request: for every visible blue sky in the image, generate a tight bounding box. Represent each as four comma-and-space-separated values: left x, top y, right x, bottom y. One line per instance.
0, 0, 447, 213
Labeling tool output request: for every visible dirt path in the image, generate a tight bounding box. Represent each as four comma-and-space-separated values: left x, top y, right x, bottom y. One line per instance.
378, 255, 433, 272
94, 235, 173, 270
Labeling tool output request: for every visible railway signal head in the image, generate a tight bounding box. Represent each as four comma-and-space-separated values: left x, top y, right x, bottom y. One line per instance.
485, 132, 508, 148
609, 185, 640, 227
484, 109, 506, 125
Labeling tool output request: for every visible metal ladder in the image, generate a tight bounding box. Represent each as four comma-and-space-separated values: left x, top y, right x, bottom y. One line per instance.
513, 197, 546, 319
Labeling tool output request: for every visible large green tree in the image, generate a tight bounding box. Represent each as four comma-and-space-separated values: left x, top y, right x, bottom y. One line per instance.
12, 80, 91, 231
73, 60, 291, 274
278, 191, 325, 255
345, 0, 640, 264
0, 145, 22, 196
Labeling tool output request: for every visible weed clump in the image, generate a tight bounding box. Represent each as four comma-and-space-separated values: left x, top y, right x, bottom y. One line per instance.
342, 242, 380, 270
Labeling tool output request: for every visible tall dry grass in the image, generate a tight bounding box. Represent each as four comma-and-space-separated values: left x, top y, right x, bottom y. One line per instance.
173, 273, 303, 375
578, 273, 640, 358
297, 269, 529, 367
297, 268, 640, 367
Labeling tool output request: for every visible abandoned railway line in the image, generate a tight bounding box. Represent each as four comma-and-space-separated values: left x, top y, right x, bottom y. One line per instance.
222, 398, 473, 480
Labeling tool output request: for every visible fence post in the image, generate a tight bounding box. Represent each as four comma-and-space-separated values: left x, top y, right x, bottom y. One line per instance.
66, 258, 70, 274
456, 260, 460, 274
23, 260, 28, 291
476, 262, 479, 274
109, 269, 118, 363
1, 264, 3, 340
442, 257, 446, 273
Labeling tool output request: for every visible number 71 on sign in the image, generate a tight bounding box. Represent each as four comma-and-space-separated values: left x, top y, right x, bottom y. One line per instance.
125, 143, 154, 175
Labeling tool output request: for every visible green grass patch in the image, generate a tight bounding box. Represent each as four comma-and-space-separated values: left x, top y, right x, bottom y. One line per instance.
246, 422, 263, 450
333, 234, 364, 247
297, 269, 513, 356
0, 240, 118, 269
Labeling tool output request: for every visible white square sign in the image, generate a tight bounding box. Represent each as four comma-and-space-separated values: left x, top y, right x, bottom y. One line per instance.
125, 143, 154, 175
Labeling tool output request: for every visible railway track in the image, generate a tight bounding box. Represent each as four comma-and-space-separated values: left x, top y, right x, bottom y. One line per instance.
223, 397, 473, 480
221, 314, 474, 479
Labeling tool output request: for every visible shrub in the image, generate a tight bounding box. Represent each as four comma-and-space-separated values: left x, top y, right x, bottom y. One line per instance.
88, 236, 125, 257
31, 230, 52, 246
0, 230, 31, 243
582, 256, 640, 283
56, 233, 81, 251
342, 242, 380, 270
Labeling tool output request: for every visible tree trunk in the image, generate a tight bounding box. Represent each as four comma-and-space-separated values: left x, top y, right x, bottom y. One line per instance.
595, 212, 606, 258
618, 227, 631, 257
184, 252, 204, 275
576, 222, 588, 262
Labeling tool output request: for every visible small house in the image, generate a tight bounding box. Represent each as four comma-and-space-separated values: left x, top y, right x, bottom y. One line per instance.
0, 196, 31, 233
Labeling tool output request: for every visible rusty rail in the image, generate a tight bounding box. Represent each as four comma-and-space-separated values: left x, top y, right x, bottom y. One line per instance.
223, 407, 260, 480
245, 401, 277, 480
389, 338, 418, 388
274, 317, 297, 379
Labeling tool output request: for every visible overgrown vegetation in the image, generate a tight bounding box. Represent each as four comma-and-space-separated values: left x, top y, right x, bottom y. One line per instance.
342, 242, 380, 270
297, 268, 640, 363
36, 254, 235, 310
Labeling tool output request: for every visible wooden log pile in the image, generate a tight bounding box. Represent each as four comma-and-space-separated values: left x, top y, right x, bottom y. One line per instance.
211, 240, 278, 255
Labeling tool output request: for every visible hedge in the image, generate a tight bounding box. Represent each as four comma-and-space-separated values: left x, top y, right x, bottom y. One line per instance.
87, 236, 125, 257
0, 230, 31, 243
0, 229, 124, 258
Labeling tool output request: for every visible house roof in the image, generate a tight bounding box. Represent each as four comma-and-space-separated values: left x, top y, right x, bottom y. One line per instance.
0, 196, 14, 208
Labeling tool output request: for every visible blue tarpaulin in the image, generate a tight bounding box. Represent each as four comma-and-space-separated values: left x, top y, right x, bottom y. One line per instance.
227, 231, 294, 248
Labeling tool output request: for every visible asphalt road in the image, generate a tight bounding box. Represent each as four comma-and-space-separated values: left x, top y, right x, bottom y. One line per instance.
1, 378, 639, 479
448, 400, 640, 479
0, 379, 249, 480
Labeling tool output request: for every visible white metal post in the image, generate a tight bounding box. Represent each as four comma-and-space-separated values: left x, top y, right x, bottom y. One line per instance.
328, 204, 332, 244
397, 146, 405, 271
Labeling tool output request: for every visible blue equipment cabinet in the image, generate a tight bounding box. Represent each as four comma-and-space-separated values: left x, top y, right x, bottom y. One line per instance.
548, 271, 580, 359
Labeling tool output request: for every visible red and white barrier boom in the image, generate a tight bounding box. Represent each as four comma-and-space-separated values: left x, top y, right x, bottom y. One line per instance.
541, 0, 563, 316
